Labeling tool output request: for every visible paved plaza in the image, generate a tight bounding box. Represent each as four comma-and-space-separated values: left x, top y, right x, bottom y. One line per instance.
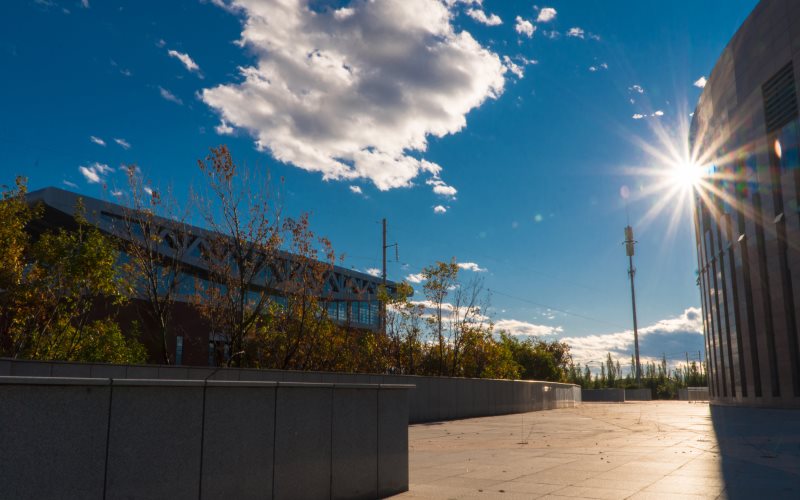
395, 401, 800, 499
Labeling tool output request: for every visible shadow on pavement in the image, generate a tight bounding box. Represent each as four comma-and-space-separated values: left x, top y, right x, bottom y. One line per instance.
711, 405, 800, 499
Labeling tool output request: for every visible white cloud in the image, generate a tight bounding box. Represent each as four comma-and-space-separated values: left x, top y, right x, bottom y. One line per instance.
426, 177, 457, 197
62, 180, 78, 188
589, 66, 597, 72
144, 186, 154, 196
600, 63, 608, 70
113, 138, 131, 149
110, 189, 123, 197
159, 86, 183, 105
589, 33, 601, 41
201, 0, 506, 192
406, 273, 426, 283
81, 0, 89, 8
433, 205, 447, 214
693, 76, 707, 88
466, 8, 502, 26
515, 16, 535, 38
167, 49, 201, 74
566, 27, 584, 39
653, 110, 664, 117
502, 55, 535, 79
215, 120, 234, 135
349, 185, 363, 195
89, 135, 105, 146
333, 7, 355, 20
365, 267, 381, 277
495, 318, 563, 336
562, 307, 703, 365
536, 7, 557, 23
457, 261, 486, 272
632, 113, 645, 120
156, 39, 167, 48
78, 162, 112, 184
629, 84, 644, 94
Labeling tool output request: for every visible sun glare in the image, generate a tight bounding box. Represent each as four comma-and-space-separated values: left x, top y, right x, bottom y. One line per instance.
669, 160, 703, 189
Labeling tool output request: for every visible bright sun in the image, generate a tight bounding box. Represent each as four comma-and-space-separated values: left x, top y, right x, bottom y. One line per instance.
669, 160, 703, 189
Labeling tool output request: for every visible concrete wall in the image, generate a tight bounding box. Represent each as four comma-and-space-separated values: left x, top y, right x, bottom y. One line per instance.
582, 388, 626, 402
0, 358, 582, 423
679, 387, 711, 401
0, 376, 410, 500
625, 388, 653, 401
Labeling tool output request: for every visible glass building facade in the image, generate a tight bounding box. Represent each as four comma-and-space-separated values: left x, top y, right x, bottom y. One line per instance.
691, 0, 800, 407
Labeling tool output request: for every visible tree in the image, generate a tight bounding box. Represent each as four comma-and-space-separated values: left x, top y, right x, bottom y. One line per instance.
421, 259, 459, 375
112, 166, 192, 364
500, 335, 573, 382
252, 213, 338, 370
381, 282, 424, 374
0, 177, 39, 354
0, 182, 145, 363
194, 145, 285, 367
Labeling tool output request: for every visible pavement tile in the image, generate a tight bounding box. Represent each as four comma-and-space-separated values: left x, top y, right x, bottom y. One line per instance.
550, 485, 634, 499
393, 402, 800, 500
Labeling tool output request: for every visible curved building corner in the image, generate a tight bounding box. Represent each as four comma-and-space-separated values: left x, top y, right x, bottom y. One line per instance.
691, 0, 800, 407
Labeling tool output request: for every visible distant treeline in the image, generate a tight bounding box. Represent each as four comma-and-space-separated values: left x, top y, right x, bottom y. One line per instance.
564, 353, 708, 399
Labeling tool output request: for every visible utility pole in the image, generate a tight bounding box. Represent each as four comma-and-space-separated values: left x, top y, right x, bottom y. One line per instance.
624, 225, 642, 384
381, 218, 398, 335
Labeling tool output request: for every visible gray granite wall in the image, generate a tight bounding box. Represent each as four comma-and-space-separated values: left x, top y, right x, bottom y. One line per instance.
0, 376, 411, 500
0, 358, 582, 424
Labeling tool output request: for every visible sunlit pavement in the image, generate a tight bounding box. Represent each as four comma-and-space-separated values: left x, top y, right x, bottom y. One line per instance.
393, 401, 800, 499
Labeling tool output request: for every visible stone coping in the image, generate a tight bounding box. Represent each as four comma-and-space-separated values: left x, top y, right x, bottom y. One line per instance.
0, 375, 414, 390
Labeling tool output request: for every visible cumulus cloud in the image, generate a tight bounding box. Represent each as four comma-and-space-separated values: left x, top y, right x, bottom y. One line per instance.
426, 177, 457, 197
365, 267, 381, 277
113, 138, 131, 149
495, 319, 563, 336
159, 86, 182, 105
566, 27, 584, 39
406, 273, 426, 283
167, 49, 201, 75
653, 110, 664, 117
201, 0, 506, 192
466, 8, 502, 26
457, 262, 486, 272
562, 307, 704, 365
78, 162, 112, 184
349, 185, 363, 195
632, 113, 645, 120
89, 135, 105, 146
515, 16, 535, 38
433, 205, 447, 214
536, 7, 557, 23
694, 76, 707, 88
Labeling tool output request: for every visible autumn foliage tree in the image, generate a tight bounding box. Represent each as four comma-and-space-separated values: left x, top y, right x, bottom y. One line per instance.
112, 166, 192, 364
193, 145, 285, 367
0, 178, 145, 363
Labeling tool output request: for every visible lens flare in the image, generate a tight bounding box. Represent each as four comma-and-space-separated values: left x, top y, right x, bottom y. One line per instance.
669, 160, 704, 190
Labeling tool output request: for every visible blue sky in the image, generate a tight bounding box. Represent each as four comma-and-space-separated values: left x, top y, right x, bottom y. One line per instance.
1, 0, 759, 366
